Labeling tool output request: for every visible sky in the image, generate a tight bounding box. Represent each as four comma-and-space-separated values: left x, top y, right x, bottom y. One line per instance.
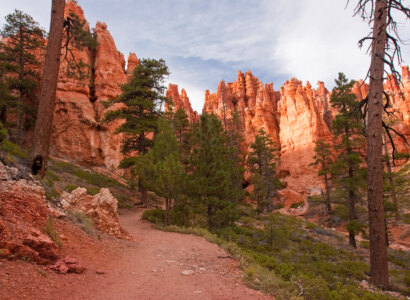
1, 0, 409, 112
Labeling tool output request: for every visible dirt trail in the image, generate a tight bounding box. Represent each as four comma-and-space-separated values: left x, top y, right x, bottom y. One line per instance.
0, 208, 274, 300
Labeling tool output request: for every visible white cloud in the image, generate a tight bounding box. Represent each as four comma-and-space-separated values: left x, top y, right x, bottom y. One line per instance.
1, 0, 409, 109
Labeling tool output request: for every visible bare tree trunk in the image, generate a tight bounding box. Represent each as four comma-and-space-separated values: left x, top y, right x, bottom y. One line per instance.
138, 180, 147, 207
30, 0, 65, 177
324, 173, 332, 216
383, 135, 399, 221
367, 0, 389, 289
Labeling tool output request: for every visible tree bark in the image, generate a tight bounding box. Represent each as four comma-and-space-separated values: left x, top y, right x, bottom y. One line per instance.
30, 0, 65, 177
383, 136, 399, 221
367, 0, 389, 289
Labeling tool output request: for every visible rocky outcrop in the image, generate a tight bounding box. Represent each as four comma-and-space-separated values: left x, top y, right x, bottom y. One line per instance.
51, 0, 132, 170
203, 71, 334, 202
60, 188, 128, 238
0, 162, 59, 264
203, 71, 281, 152
166, 84, 199, 123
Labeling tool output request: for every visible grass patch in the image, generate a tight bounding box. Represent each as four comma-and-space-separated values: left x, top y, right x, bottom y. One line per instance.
68, 211, 95, 236
53, 161, 125, 188
43, 217, 62, 247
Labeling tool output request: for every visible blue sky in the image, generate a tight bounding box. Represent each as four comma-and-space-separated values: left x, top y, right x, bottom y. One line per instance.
1, 0, 409, 112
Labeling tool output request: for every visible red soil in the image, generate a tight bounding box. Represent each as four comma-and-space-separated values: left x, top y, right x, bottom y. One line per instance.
0, 208, 274, 300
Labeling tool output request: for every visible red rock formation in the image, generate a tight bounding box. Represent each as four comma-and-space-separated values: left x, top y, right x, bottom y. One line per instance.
126, 52, 139, 78
0, 162, 59, 264
166, 84, 199, 123
203, 71, 280, 150
51, 1, 130, 170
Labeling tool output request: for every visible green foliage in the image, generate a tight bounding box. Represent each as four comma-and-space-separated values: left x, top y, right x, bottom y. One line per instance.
0, 139, 28, 159
247, 128, 281, 213
53, 161, 124, 188
330, 73, 367, 247
0, 121, 7, 142
136, 118, 185, 224
69, 211, 95, 236
43, 217, 62, 247
0, 10, 45, 138
142, 208, 165, 225
172, 108, 192, 168
104, 58, 170, 155
64, 184, 78, 193
187, 113, 241, 230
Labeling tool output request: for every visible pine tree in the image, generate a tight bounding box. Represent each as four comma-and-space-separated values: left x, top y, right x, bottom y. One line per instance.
0, 10, 45, 144
135, 118, 184, 225
0, 48, 13, 125
172, 108, 192, 170
247, 128, 281, 214
311, 139, 334, 217
330, 73, 366, 249
188, 113, 240, 230
104, 58, 170, 206
226, 109, 245, 204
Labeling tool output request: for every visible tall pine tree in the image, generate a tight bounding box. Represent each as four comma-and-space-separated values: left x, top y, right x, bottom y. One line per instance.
188, 113, 240, 230
104, 58, 170, 206
0, 10, 45, 144
135, 118, 184, 225
330, 73, 366, 249
247, 129, 281, 214
311, 139, 334, 217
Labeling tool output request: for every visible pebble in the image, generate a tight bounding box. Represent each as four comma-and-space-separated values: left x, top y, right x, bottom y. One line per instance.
181, 270, 194, 276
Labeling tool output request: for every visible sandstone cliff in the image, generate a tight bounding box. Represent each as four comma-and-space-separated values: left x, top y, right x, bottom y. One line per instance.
50, 1, 134, 170
203, 68, 409, 204
166, 84, 199, 123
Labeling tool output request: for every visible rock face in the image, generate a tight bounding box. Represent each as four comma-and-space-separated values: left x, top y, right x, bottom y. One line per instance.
203, 68, 410, 205
0, 162, 59, 264
60, 188, 128, 238
166, 84, 199, 123
51, 0, 133, 170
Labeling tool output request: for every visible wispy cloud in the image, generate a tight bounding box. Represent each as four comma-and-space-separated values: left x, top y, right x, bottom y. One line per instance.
1, 0, 409, 111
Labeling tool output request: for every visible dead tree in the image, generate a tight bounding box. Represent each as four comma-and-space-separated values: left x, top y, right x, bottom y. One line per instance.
350, 0, 409, 289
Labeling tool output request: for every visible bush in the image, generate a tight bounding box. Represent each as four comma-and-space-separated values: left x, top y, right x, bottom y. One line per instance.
64, 184, 78, 193
69, 211, 95, 236
142, 208, 165, 225
43, 217, 62, 247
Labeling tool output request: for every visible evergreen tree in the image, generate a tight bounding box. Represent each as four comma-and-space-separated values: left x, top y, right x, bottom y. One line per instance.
0, 10, 45, 144
172, 108, 192, 170
0, 47, 13, 125
135, 118, 184, 225
188, 113, 240, 230
310, 139, 334, 217
104, 58, 170, 206
226, 109, 245, 204
247, 128, 281, 214
330, 73, 366, 249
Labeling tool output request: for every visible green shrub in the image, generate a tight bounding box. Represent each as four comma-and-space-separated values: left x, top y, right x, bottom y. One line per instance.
86, 186, 100, 196
69, 211, 95, 236
65, 184, 78, 193
290, 201, 304, 209
43, 217, 62, 247
0, 139, 28, 159
142, 208, 165, 225
0, 121, 7, 142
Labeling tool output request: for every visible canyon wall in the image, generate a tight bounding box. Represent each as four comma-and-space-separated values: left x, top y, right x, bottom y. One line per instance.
46, 1, 409, 205
203, 67, 410, 203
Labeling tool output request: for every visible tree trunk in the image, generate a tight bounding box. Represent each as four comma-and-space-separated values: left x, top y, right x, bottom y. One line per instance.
383, 136, 399, 221
30, 0, 66, 177
367, 0, 389, 289
324, 174, 332, 216
165, 198, 169, 226
138, 180, 147, 207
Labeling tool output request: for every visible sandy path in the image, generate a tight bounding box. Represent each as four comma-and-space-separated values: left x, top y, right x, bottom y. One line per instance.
0, 208, 274, 300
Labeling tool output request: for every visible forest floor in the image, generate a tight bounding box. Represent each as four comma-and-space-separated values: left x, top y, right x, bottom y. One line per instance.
0, 208, 274, 300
